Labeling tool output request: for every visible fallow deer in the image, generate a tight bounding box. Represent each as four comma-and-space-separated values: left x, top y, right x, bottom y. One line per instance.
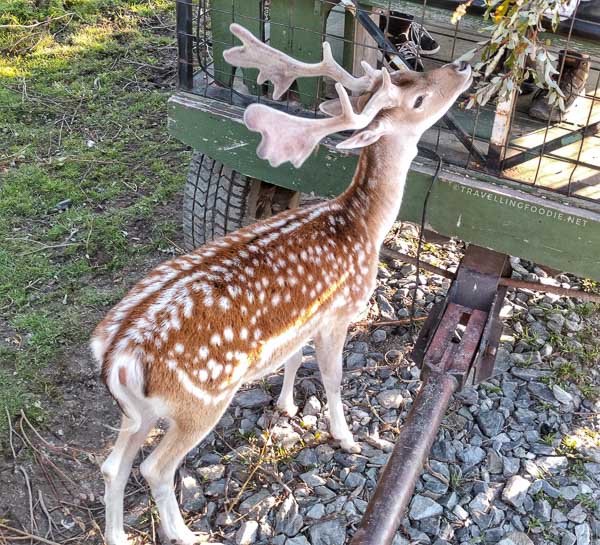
92, 23, 472, 545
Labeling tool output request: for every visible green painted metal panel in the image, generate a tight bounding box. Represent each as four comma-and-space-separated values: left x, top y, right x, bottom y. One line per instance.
168, 92, 600, 282
270, 0, 334, 108
211, 0, 263, 93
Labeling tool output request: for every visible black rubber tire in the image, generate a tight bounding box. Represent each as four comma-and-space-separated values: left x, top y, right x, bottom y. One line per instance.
183, 152, 301, 250
183, 153, 254, 250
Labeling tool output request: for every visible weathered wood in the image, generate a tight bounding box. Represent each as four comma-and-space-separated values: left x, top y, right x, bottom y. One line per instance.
168, 92, 600, 281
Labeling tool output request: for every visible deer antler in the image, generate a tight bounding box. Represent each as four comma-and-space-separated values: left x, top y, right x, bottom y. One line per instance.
243, 69, 397, 168
223, 23, 378, 99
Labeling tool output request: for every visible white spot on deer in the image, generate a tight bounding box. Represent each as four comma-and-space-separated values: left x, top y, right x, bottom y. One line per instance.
223, 327, 234, 342
227, 285, 240, 298
272, 294, 281, 306
210, 333, 221, 346
198, 346, 209, 359
254, 329, 262, 340
219, 297, 230, 310
166, 359, 177, 370
211, 364, 223, 380
240, 327, 249, 340
198, 369, 208, 382
174, 343, 184, 354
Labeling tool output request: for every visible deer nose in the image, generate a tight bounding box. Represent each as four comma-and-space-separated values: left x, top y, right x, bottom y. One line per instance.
452, 61, 469, 72
453, 60, 470, 73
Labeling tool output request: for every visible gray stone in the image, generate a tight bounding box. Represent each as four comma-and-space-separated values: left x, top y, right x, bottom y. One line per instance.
303, 396, 322, 416
574, 523, 591, 545
488, 450, 504, 474
197, 464, 225, 481
377, 389, 403, 409
527, 382, 557, 404
306, 503, 325, 519
239, 490, 276, 518
547, 313, 565, 333
345, 472, 366, 490
567, 504, 588, 524
502, 476, 531, 509
308, 517, 346, 545
377, 294, 397, 320
286, 536, 310, 545
236, 520, 259, 545
300, 471, 326, 487
497, 532, 534, 545
484, 527, 505, 543
453, 504, 469, 521
552, 509, 568, 523
552, 384, 574, 405
296, 448, 318, 468
409, 495, 443, 521
560, 485, 580, 500
346, 352, 366, 368
431, 441, 456, 463
477, 410, 505, 437
459, 446, 486, 467
179, 469, 206, 512
371, 329, 387, 343
511, 367, 551, 381
503, 457, 521, 478
275, 495, 303, 537
234, 389, 272, 409
537, 456, 569, 474
533, 499, 552, 522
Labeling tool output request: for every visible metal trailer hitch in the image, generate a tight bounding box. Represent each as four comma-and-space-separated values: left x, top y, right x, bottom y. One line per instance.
350, 246, 510, 545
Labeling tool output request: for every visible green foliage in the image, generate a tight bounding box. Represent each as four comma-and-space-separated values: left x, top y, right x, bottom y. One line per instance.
455, 0, 570, 109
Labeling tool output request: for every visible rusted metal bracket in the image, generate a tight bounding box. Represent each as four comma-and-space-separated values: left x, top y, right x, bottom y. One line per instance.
349, 246, 509, 545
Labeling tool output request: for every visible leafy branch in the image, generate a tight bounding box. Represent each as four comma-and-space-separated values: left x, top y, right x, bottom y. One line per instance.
454, 0, 570, 110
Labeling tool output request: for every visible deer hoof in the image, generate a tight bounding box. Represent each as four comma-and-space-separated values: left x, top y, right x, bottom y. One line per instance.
276, 400, 298, 417
340, 438, 361, 454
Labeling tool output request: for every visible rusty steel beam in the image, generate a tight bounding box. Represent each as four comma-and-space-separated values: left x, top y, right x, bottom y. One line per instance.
381, 246, 600, 304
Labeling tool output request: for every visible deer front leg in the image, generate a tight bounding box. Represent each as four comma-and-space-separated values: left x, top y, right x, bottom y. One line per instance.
276, 350, 302, 416
314, 326, 360, 454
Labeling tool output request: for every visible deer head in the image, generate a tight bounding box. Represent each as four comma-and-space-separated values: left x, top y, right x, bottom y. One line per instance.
224, 23, 472, 168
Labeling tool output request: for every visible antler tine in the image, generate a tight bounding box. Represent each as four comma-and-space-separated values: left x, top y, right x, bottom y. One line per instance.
243, 70, 397, 168
223, 23, 377, 99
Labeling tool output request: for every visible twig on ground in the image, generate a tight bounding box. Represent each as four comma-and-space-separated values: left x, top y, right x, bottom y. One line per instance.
0, 524, 62, 545
0, 13, 74, 29
351, 316, 428, 328
17, 466, 37, 540
5, 407, 18, 460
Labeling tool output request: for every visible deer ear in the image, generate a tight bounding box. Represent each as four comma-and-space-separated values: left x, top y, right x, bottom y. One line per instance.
336, 119, 390, 149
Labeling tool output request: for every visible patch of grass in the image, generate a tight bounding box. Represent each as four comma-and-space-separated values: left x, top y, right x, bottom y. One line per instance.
0, 0, 189, 442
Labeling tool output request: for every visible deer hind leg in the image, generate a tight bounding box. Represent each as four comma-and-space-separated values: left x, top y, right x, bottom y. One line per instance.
139, 398, 233, 545
314, 325, 360, 454
102, 413, 156, 545
276, 349, 302, 416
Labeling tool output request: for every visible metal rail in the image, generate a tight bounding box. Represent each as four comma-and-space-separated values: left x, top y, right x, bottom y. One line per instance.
349, 371, 458, 545
351, 247, 507, 545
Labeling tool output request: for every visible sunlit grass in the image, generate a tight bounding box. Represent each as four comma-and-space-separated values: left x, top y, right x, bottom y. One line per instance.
0, 0, 189, 441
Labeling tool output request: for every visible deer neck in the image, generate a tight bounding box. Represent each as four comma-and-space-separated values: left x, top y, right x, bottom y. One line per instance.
338, 135, 418, 248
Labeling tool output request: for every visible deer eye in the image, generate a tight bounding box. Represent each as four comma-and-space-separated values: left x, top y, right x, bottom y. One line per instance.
413, 96, 424, 109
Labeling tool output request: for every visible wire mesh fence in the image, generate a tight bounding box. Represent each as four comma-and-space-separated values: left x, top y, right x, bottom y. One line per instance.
175, 0, 600, 203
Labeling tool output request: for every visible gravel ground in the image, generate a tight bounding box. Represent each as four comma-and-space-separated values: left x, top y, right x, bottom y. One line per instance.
147, 223, 600, 545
